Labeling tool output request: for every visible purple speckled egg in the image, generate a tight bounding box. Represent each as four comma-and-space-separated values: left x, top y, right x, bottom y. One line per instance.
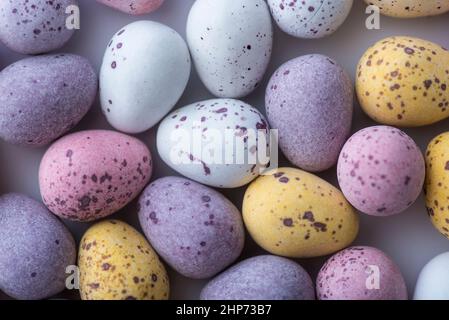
0, 193, 76, 300
317, 246, 408, 300
337, 125, 425, 216
266, 54, 353, 172
138, 176, 245, 279
200, 255, 315, 300
0, 0, 77, 54
96, 0, 164, 15
39, 130, 152, 222
0, 54, 97, 147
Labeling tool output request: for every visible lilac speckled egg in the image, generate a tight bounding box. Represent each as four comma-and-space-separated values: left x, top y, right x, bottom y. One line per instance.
97, 0, 164, 15
266, 54, 353, 172
138, 176, 244, 279
0, 54, 97, 147
200, 255, 315, 300
39, 130, 152, 222
337, 126, 424, 216
0, 0, 77, 54
0, 193, 76, 300
317, 246, 408, 300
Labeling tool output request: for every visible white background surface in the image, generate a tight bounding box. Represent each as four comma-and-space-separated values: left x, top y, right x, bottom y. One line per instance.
0, 0, 448, 300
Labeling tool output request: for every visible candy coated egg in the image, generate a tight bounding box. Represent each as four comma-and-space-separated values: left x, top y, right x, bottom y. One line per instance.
138, 176, 244, 279
39, 130, 152, 222
243, 167, 359, 258
266, 54, 353, 172
201, 255, 315, 300
317, 246, 408, 300
0, 193, 76, 300
79, 220, 169, 300
356, 36, 449, 127
100, 21, 191, 133
186, 0, 273, 98
365, 0, 449, 18
338, 126, 425, 216
97, 0, 164, 15
414, 252, 449, 300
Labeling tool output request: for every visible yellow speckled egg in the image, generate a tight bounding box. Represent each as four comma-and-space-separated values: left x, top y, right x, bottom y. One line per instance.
364, 0, 449, 18
425, 132, 449, 239
78, 220, 169, 300
356, 36, 449, 127
242, 168, 359, 258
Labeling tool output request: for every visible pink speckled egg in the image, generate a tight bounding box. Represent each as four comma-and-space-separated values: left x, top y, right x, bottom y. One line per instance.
317, 246, 408, 300
96, 0, 164, 15
39, 130, 152, 222
337, 126, 424, 216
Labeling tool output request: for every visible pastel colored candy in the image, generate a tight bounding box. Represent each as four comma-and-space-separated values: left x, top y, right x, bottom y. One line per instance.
317, 246, 408, 300
356, 36, 449, 127
0, 0, 77, 54
268, 0, 353, 39
0, 54, 97, 147
414, 252, 449, 300
364, 0, 449, 18
39, 130, 152, 222
97, 0, 164, 15
186, 0, 273, 98
201, 255, 315, 300
266, 54, 353, 172
338, 126, 425, 216
138, 176, 245, 279
0, 193, 76, 300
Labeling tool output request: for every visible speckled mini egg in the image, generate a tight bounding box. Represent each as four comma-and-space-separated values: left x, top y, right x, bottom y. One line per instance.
317, 246, 408, 300
79, 220, 169, 300
243, 167, 359, 258
100, 21, 191, 133
414, 252, 449, 300
0, 54, 97, 147
338, 126, 424, 217
424, 132, 449, 239
39, 130, 152, 222
0, 0, 77, 54
356, 36, 449, 127
364, 0, 449, 18
157, 99, 270, 188
186, 0, 273, 98
201, 255, 315, 300
268, 0, 353, 39
0, 193, 76, 300
138, 176, 244, 279
97, 0, 164, 15
266, 54, 353, 172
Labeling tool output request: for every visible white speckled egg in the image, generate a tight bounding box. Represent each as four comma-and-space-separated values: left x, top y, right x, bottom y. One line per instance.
414, 252, 449, 300
186, 0, 273, 98
157, 99, 270, 188
268, 0, 353, 39
100, 21, 191, 134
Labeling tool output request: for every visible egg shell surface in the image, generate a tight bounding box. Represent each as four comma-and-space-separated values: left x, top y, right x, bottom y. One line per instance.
317, 246, 408, 300
243, 167, 359, 258
266, 54, 353, 172
39, 130, 152, 222
424, 132, 449, 239
96, 0, 164, 15
414, 252, 449, 300
138, 176, 245, 279
0, 54, 97, 147
0, 193, 76, 300
100, 21, 191, 133
200, 255, 315, 300
157, 99, 270, 188
356, 36, 449, 127
338, 126, 425, 216
186, 0, 273, 98
0, 0, 77, 54
268, 0, 353, 39
364, 0, 449, 18
79, 220, 169, 300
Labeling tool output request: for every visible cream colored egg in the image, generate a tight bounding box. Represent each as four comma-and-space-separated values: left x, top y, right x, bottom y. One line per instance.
365, 0, 449, 18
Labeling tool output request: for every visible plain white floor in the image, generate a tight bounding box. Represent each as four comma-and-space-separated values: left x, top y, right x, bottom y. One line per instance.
0, 0, 448, 300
